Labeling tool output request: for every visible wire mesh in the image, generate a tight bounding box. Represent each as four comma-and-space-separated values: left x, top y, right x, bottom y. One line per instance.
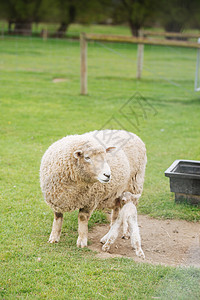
0, 32, 198, 103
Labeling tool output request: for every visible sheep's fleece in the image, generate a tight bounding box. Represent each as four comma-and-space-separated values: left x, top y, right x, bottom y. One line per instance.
40, 130, 147, 247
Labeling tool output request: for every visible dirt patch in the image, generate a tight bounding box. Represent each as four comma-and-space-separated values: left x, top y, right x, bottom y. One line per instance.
52, 78, 69, 83
88, 214, 200, 267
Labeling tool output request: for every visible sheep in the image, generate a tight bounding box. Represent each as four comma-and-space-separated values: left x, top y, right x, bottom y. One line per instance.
100, 192, 145, 259
40, 129, 147, 248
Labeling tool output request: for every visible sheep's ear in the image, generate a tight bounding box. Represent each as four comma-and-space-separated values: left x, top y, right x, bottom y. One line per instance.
132, 194, 141, 200
73, 150, 83, 159
106, 146, 116, 153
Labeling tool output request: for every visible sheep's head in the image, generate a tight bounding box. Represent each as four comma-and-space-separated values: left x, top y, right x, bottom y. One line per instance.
73, 145, 115, 183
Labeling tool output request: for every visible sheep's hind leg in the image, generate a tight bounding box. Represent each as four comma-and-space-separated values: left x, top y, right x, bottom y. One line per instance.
128, 217, 145, 259
49, 212, 63, 243
131, 154, 147, 200
77, 207, 92, 248
110, 198, 121, 226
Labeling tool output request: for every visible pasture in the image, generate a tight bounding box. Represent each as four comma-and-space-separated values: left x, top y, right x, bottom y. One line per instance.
0, 32, 200, 298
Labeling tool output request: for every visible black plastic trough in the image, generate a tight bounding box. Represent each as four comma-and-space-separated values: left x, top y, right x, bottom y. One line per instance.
165, 160, 200, 206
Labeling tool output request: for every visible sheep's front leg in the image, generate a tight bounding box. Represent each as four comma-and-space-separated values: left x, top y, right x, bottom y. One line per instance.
128, 216, 145, 259
100, 231, 110, 245
102, 219, 122, 252
77, 207, 92, 248
122, 219, 130, 240
100, 199, 121, 244
100, 209, 119, 244
49, 212, 63, 243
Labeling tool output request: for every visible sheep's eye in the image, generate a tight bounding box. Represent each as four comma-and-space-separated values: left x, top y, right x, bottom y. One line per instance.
84, 156, 91, 162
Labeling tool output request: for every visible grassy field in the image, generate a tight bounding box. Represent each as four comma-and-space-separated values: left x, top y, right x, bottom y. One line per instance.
2, 21, 200, 38
0, 21, 132, 37
1, 34, 200, 299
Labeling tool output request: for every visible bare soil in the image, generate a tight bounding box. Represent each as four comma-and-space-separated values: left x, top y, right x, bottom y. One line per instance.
88, 214, 200, 267
52, 78, 69, 83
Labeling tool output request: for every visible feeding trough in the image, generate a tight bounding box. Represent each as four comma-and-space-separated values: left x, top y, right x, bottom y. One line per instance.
165, 160, 200, 206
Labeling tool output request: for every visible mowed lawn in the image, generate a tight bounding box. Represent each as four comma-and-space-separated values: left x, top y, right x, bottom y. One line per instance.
0, 34, 200, 299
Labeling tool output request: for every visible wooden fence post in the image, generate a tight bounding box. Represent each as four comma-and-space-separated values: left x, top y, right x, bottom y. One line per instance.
42, 28, 48, 41
1, 22, 4, 38
80, 33, 87, 95
136, 31, 144, 79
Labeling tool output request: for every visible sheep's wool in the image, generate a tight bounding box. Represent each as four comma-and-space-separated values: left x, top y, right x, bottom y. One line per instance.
40, 130, 147, 213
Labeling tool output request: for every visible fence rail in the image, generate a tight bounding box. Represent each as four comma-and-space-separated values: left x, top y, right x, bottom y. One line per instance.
85, 33, 200, 49
142, 31, 200, 39
80, 33, 200, 94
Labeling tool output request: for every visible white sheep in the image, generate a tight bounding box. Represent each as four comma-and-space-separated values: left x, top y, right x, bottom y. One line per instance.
100, 192, 145, 259
40, 130, 147, 248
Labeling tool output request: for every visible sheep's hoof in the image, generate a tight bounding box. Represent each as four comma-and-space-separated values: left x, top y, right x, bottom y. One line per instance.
48, 240, 58, 244
77, 236, 87, 248
136, 248, 145, 259
102, 244, 110, 252
48, 235, 60, 243
100, 236, 107, 244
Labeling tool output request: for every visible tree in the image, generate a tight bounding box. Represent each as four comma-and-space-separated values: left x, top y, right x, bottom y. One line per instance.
159, 0, 200, 33
52, 0, 77, 37
112, 0, 158, 36
0, 0, 44, 35
0, 0, 111, 37
77, 0, 112, 25
53, 0, 111, 37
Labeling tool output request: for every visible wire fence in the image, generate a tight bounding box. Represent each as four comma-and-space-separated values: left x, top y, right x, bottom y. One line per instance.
1, 34, 80, 83
1, 32, 199, 101
86, 39, 198, 96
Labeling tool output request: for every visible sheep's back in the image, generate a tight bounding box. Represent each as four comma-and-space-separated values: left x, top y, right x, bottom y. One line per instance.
40, 130, 146, 213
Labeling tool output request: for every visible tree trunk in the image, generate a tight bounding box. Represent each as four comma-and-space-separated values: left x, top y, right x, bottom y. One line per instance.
165, 21, 182, 33
14, 21, 32, 36
128, 19, 140, 37
8, 21, 13, 34
54, 4, 76, 38
164, 21, 187, 40
55, 22, 69, 38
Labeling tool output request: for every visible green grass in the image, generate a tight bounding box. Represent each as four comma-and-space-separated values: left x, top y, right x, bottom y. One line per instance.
1, 34, 200, 299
